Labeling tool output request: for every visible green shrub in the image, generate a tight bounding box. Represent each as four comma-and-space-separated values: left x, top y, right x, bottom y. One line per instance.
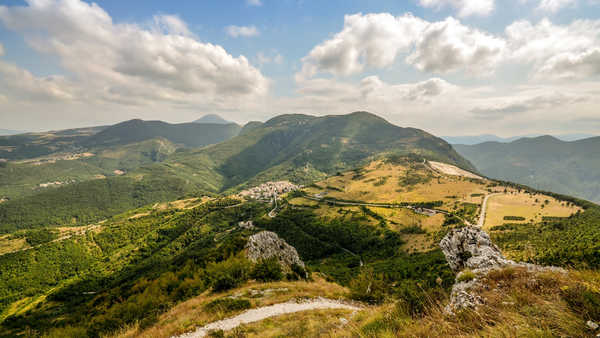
206, 256, 251, 292
456, 270, 476, 283
349, 268, 387, 304
503, 216, 526, 221
251, 257, 283, 282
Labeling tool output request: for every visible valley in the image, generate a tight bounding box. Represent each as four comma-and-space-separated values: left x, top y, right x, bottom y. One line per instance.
0, 113, 597, 338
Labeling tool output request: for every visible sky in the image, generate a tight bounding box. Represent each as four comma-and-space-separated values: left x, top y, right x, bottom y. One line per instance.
0, 0, 599, 136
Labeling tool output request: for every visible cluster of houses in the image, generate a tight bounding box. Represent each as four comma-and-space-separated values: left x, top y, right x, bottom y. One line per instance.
239, 181, 300, 202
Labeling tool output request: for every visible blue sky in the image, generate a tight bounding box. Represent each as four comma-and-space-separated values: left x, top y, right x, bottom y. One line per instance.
0, 0, 599, 136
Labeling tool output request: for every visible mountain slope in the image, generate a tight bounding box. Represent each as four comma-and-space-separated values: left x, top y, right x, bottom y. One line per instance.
454, 136, 600, 202
161, 111, 476, 191
83, 119, 241, 148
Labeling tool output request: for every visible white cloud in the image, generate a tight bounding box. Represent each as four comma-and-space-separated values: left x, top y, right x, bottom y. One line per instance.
537, 0, 576, 12
0, 0, 268, 108
470, 92, 587, 119
419, 0, 495, 17
257, 51, 283, 66
299, 13, 428, 78
152, 14, 192, 36
407, 17, 506, 74
299, 13, 505, 78
506, 18, 600, 79
225, 25, 260, 38
0, 53, 78, 102
247, 0, 263, 6
538, 48, 600, 78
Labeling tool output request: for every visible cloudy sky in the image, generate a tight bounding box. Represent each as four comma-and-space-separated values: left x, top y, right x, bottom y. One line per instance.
0, 0, 599, 136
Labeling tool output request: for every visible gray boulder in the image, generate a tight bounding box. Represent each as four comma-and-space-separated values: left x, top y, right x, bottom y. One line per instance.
440, 226, 513, 273
246, 231, 305, 270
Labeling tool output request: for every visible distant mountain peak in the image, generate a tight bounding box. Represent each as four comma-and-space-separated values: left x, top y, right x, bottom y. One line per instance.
194, 114, 231, 124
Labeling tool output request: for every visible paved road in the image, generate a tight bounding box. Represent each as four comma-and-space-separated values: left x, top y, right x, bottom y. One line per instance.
477, 193, 500, 227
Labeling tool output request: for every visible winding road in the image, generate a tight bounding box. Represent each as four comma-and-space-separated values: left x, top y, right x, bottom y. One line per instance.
173, 298, 361, 338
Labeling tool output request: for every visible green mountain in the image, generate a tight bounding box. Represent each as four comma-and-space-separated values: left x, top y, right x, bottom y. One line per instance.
159, 111, 475, 191
0, 111, 474, 233
82, 119, 241, 148
454, 136, 600, 202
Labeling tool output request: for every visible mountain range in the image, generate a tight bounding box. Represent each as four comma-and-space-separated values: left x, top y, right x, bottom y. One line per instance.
443, 133, 596, 145
454, 135, 600, 203
0, 111, 599, 337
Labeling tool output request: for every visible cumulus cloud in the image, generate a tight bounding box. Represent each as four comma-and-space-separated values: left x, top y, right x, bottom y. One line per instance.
419, 0, 495, 17
407, 17, 506, 74
506, 18, 600, 79
299, 13, 505, 78
225, 25, 260, 38
0, 0, 268, 107
538, 48, 600, 78
0, 54, 78, 102
536, 0, 576, 12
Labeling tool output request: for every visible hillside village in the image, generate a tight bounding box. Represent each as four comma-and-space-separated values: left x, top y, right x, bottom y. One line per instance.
239, 181, 300, 201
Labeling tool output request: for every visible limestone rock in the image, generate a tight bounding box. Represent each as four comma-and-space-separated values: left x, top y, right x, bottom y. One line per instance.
588, 320, 599, 331
440, 226, 513, 273
440, 226, 566, 314
246, 231, 305, 270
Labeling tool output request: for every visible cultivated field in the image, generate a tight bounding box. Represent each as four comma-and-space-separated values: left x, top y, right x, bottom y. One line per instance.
484, 192, 581, 229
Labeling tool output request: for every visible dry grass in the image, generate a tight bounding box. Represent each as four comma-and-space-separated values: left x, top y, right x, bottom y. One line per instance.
117, 275, 349, 338
484, 192, 581, 229
213, 267, 599, 338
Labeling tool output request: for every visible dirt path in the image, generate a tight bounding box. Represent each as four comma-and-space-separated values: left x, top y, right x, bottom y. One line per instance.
477, 193, 500, 227
173, 298, 361, 338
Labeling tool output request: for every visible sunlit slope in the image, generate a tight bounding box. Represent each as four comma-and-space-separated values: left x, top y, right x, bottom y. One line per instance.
290, 157, 580, 253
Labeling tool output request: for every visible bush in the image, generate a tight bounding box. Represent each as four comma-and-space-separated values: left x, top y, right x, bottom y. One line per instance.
206, 256, 251, 292
394, 280, 434, 317
456, 270, 476, 283
503, 216, 526, 221
349, 268, 387, 304
560, 284, 600, 321
251, 257, 283, 282
400, 225, 426, 234
204, 298, 251, 313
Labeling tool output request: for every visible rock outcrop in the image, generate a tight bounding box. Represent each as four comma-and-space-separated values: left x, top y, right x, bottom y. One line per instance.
246, 231, 305, 270
440, 226, 565, 313
440, 226, 512, 273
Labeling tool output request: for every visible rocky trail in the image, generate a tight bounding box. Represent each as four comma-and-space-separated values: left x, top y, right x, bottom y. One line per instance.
173, 298, 361, 338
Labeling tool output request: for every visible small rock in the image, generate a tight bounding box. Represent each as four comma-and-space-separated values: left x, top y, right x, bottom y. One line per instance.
587, 320, 599, 330
339, 318, 348, 325
239, 220, 255, 229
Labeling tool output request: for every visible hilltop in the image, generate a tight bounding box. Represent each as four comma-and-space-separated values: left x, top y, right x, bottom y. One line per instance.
455, 135, 600, 202
193, 114, 233, 124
